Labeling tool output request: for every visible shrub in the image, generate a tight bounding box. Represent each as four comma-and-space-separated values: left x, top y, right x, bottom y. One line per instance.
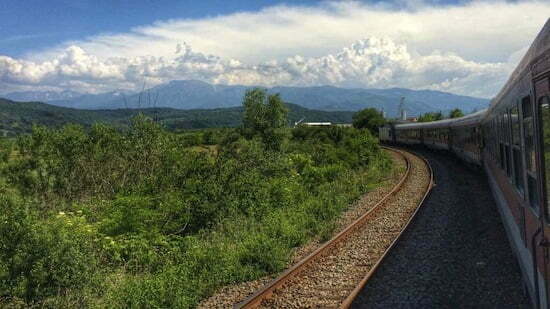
0, 192, 98, 304
0, 114, 393, 308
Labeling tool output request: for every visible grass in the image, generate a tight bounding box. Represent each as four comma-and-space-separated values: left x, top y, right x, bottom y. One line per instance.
0, 120, 392, 308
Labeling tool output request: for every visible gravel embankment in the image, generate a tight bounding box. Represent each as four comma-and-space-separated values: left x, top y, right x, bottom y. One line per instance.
351, 149, 531, 308
198, 150, 407, 308
258, 150, 430, 308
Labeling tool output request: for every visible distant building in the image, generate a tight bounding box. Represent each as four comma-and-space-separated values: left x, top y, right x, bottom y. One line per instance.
294, 122, 351, 127
300, 122, 332, 126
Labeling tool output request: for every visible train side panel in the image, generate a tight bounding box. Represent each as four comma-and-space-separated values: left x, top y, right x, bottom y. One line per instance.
481, 28, 550, 308
390, 19, 550, 308
422, 128, 450, 151
451, 126, 482, 165
378, 126, 393, 143
395, 128, 422, 145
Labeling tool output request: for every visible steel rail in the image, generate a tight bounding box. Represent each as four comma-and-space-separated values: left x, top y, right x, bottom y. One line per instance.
235, 146, 416, 309
339, 148, 435, 308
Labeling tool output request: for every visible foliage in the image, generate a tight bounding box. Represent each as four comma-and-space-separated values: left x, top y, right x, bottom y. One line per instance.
0, 98, 354, 136
417, 111, 444, 122
241, 88, 289, 150
352, 108, 386, 135
0, 112, 392, 308
0, 192, 99, 305
449, 108, 464, 118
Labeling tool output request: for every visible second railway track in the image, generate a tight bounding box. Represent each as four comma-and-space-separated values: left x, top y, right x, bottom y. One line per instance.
235, 147, 434, 308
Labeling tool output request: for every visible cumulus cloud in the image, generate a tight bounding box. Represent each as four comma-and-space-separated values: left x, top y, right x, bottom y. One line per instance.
0, 36, 512, 97
1, 0, 549, 98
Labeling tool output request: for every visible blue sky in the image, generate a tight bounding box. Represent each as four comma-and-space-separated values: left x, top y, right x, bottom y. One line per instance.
0, 0, 548, 98
0, 0, 325, 57
0, 0, 467, 58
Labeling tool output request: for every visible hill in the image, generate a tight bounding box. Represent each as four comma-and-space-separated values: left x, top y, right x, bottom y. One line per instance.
0, 98, 354, 136
4, 80, 489, 116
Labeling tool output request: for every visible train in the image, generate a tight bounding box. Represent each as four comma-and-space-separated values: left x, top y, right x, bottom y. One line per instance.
380, 19, 550, 308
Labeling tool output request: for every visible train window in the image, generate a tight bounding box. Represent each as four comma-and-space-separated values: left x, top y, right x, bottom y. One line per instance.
513, 148, 524, 192
511, 106, 520, 146
500, 113, 505, 142
511, 105, 524, 192
505, 144, 512, 177
491, 118, 498, 162
498, 115, 504, 168
524, 97, 536, 172
523, 95, 538, 210
505, 111, 512, 177
504, 111, 510, 144
491, 117, 499, 162
540, 96, 550, 219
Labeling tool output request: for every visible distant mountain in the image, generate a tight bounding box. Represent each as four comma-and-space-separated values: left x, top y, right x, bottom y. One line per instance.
6, 80, 490, 116
4, 90, 82, 102
0, 98, 354, 136
49, 91, 133, 109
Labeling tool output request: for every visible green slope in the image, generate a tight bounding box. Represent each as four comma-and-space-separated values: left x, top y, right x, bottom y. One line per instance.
0, 98, 354, 136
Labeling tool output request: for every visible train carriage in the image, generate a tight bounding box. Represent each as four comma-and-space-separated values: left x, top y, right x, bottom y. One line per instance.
380, 19, 550, 308
448, 109, 485, 165
395, 127, 423, 145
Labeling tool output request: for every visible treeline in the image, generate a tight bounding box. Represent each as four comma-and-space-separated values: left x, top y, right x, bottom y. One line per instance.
417, 108, 465, 122
0, 98, 354, 136
0, 89, 392, 308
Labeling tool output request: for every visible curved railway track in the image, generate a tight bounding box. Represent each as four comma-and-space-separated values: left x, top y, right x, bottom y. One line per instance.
235, 147, 434, 308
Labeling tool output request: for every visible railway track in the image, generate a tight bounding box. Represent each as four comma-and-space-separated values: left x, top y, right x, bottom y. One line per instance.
235, 147, 434, 308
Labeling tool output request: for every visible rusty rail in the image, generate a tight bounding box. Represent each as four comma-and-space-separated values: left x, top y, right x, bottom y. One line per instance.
339, 149, 435, 308
235, 146, 423, 309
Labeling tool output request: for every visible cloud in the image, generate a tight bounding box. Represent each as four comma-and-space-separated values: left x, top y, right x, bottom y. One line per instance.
0, 36, 512, 97
29, 0, 548, 64
1, 0, 549, 98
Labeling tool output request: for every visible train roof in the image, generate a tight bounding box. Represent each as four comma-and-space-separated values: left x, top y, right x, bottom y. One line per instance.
490, 18, 550, 112
394, 108, 487, 130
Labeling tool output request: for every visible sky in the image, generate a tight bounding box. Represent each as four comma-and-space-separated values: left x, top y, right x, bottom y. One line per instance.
0, 0, 549, 98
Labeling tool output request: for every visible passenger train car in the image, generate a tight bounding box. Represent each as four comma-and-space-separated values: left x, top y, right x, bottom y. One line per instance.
380, 19, 550, 308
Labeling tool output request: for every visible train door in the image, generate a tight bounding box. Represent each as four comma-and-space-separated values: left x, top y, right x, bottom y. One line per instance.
535, 76, 550, 308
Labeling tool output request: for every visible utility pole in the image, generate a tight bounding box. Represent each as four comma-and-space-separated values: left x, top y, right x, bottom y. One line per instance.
399, 97, 407, 121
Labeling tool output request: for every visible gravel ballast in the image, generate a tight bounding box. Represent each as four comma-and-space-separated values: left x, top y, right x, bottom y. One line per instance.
256, 149, 430, 308
351, 149, 530, 308
199, 150, 407, 308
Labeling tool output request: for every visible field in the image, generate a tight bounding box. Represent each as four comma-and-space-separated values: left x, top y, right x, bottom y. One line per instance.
0, 93, 392, 307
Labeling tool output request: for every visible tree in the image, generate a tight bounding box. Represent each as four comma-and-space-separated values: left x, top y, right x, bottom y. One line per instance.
449, 108, 464, 118
352, 108, 386, 135
242, 88, 289, 149
417, 111, 444, 122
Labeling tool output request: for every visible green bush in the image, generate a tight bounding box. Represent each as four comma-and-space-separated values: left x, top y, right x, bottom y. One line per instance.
0, 117, 392, 308
0, 192, 98, 304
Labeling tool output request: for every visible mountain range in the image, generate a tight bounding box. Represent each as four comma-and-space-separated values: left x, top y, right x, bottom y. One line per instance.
3, 80, 490, 117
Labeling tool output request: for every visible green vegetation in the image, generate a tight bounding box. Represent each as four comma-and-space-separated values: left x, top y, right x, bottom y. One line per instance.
416, 109, 464, 122
417, 111, 444, 122
352, 108, 386, 135
242, 89, 289, 150
449, 108, 464, 118
0, 89, 392, 308
0, 98, 354, 136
